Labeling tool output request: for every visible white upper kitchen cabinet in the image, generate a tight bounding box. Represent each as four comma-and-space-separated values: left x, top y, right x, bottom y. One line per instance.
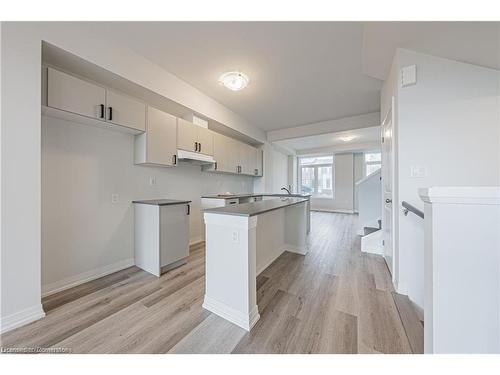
253, 147, 263, 177
239, 143, 254, 175
47, 67, 106, 120
205, 133, 263, 176
135, 107, 177, 167
212, 132, 239, 174
197, 126, 214, 156
177, 118, 214, 156
105, 90, 146, 132
177, 118, 199, 152
46, 67, 146, 133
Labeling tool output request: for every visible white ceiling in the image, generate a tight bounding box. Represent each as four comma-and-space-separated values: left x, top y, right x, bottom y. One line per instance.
274, 126, 380, 152
362, 22, 500, 80
91, 22, 499, 133
95, 22, 382, 131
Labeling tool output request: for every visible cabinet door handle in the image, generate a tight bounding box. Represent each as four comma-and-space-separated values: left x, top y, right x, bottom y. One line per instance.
107, 107, 113, 121
195, 142, 198, 152
187, 204, 190, 215
99, 104, 105, 119
199, 143, 202, 153
215, 162, 218, 171
172, 154, 177, 165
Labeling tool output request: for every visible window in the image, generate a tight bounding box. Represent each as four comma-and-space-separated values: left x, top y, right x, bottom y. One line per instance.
365, 152, 381, 176
299, 155, 334, 198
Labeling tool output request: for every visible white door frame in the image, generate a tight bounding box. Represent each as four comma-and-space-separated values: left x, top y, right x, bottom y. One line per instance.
381, 96, 398, 286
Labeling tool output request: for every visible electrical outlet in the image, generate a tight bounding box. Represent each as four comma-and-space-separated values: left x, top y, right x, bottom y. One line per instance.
149, 176, 156, 186
111, 193, 119, 204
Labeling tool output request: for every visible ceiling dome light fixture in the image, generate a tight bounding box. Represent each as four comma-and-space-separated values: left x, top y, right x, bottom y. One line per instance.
218, 71, 249, 91
340, 135, 356, 142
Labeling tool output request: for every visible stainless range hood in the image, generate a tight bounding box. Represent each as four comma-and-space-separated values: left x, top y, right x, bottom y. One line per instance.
177, 149, 216, 165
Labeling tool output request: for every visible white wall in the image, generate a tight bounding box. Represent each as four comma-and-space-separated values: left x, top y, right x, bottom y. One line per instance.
41, 116, 253, 292
383, 49, 500, 310
287, 155, 298, 193
357, 170, 382, 231
353, 152, 364, 212
0, 22, 265, 331
253, 143, 289, 194
310, 153, 355, 213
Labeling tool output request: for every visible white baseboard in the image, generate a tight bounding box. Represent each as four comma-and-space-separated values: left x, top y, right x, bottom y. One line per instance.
202, 295, 260, 331
283, 244, 308, 255
0, 304, 45, 334
412, 300, 424, 322
42, 258, 135, 297
392, 281, 424, 322
257, 247, 285, 276
396, 280, 408, 296
311, 208, 355, 214
189, 236, 204, 247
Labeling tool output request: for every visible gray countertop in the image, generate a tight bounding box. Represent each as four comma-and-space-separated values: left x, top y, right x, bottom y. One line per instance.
132, 199, 191, 206
201, 193, 311, 199
203, 197, 308, 217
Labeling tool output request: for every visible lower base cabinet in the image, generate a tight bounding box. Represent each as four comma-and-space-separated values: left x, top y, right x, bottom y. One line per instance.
134, 200, 191, 277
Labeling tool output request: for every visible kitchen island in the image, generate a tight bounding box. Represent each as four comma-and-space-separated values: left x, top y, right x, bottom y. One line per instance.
202, 197, 309, 331
201, 193, 311, 233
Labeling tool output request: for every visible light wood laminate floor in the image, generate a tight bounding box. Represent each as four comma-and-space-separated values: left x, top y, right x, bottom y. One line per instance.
1, 212, 423, 354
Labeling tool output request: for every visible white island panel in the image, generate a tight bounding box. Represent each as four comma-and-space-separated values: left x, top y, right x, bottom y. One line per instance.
203, 198, 309, 331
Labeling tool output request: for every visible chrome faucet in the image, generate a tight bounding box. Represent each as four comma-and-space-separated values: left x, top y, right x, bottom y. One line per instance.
281, 186, 292, 195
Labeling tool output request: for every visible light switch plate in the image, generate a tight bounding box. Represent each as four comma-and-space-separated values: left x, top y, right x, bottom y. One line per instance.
231, 231, 239, 243
111, 193, 119, 204
401, 65, 417, 87
410, 166, 427, 178
149, 176, 156, 186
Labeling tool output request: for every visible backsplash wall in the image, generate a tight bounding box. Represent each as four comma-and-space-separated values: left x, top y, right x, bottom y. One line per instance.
41, 115, 254, 292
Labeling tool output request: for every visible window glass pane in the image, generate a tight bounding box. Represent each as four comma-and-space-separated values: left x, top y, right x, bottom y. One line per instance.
317, 166, 333, 198
298, 155, 335, 198
300, 167, 315, 195
365, 152, 381, 162
300, 155, 334, 165
366, 163, 381, 175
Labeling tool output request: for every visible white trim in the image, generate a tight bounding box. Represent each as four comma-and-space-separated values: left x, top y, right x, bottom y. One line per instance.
283, 244, 308, 256
267, 112, 380, 142
202, 296, 260, 331
257, 245, 286, 275
412, 299, 424, 322
311, 208, 355, 214
396, 280, 408, 296
42, 258, 134, 297
0, 304, 45, 334
204, 213, 258, 229
361, 229, 383, 255
419, 186, 500, 205
177, 149, 215, 164
355, 168, 381, 186
189, 236, 204, 247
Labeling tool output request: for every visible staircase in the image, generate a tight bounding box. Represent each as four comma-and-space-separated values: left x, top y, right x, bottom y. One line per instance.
356, 169, 383, 255
363, 219, 381, 235
361, 218, 383, 255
